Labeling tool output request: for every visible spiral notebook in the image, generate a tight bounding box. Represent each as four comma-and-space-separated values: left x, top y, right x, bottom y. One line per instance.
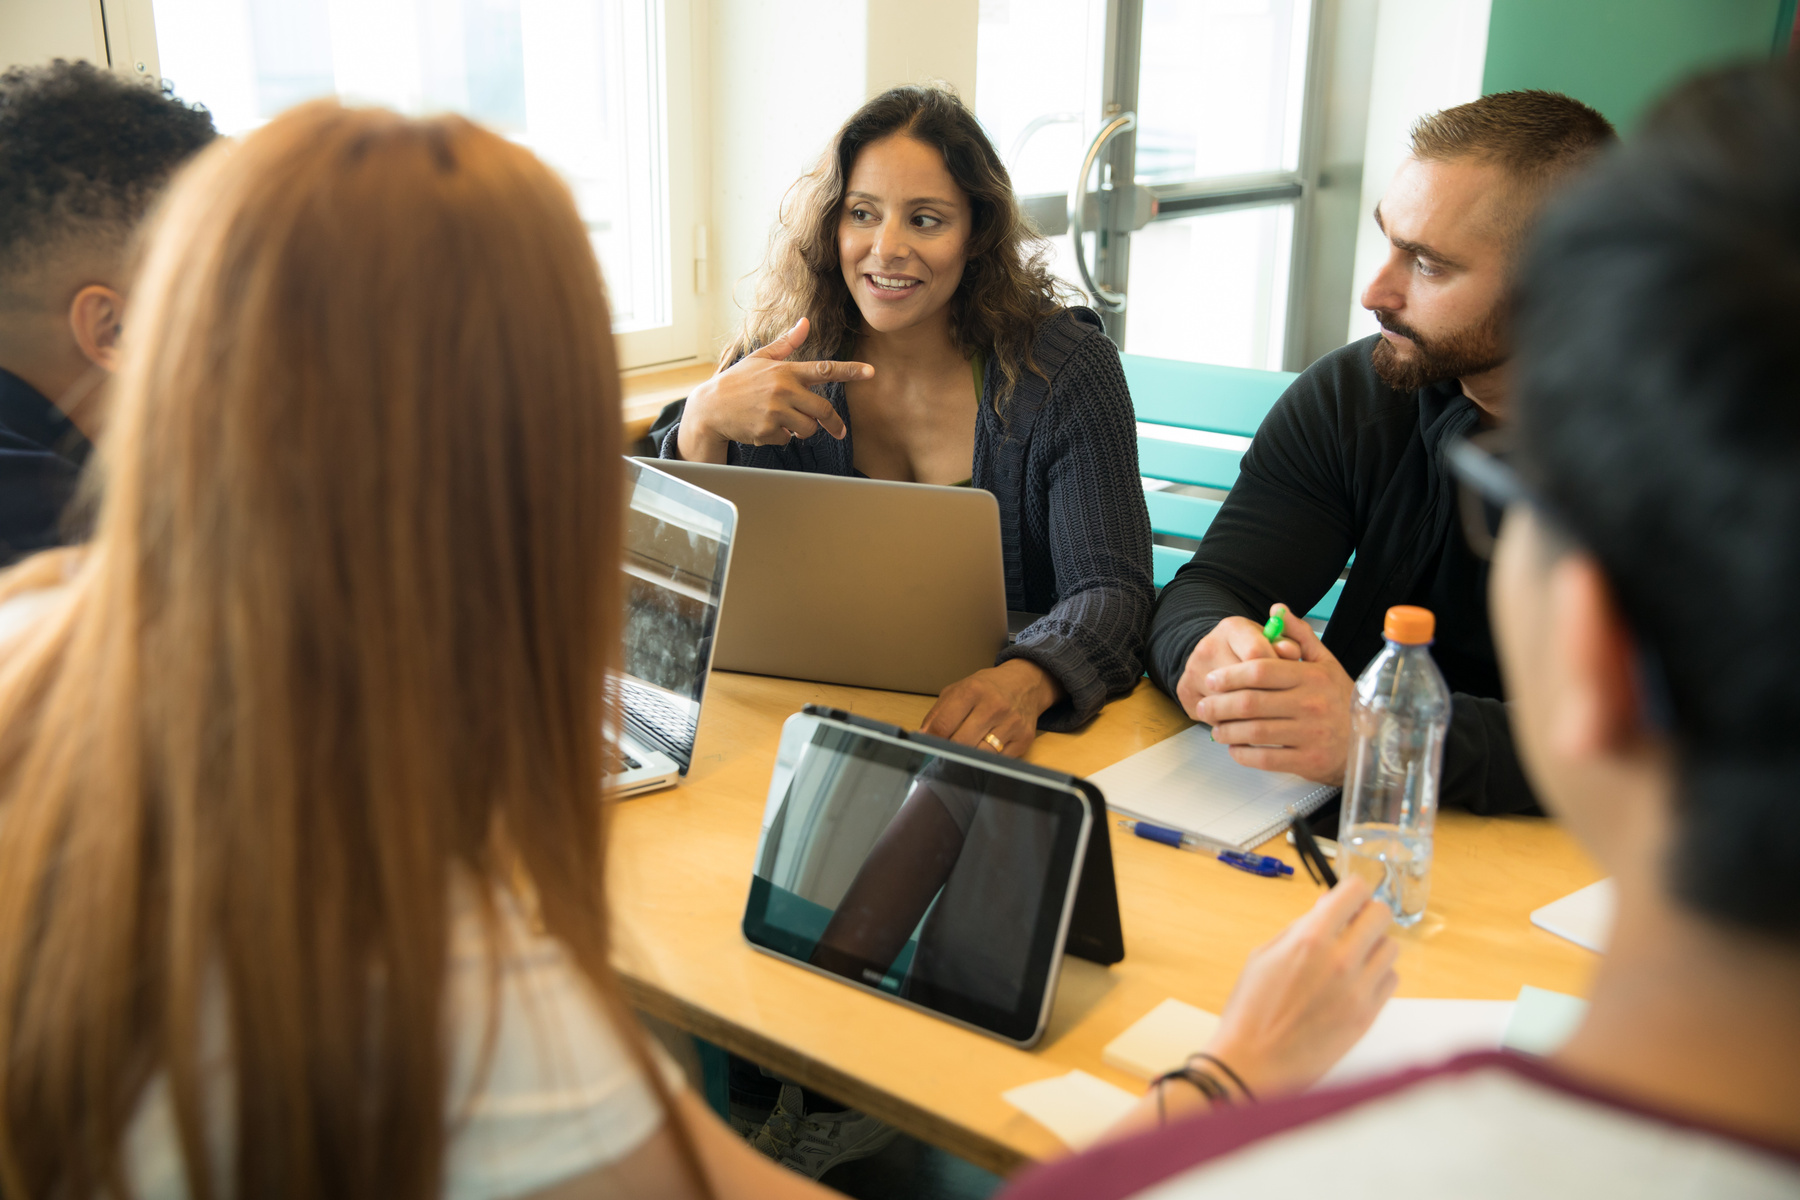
1088, 723, 1339, 852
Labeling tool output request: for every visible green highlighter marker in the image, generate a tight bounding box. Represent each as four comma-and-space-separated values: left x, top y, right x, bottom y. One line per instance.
1262, 609, 1285, 643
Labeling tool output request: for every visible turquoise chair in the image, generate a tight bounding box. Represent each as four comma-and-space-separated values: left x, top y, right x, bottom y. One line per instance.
1129, 354, 1345, 621
1137, 438, 1245, 492
1146, 491, 1222, 589
1122, 355, 1297, 437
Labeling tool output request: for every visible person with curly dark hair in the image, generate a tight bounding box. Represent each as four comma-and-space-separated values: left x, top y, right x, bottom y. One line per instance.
662, 85, 1152, 766
0, 59, 214, 564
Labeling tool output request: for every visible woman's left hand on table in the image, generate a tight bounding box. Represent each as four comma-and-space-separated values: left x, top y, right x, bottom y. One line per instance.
921, 659, 1063, 758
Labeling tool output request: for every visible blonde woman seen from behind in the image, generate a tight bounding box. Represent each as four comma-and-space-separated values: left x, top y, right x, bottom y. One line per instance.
0, 102, 1395, 1198
0, 102, 822, 1200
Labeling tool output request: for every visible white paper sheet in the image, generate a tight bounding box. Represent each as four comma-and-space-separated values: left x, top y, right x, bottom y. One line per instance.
1502, 985, 1590, 1055
1530, 878, 1616, 953
1001, 1070, 1139, 1150
1316, 998, 1516, 1088
1088, 723, 1336, 850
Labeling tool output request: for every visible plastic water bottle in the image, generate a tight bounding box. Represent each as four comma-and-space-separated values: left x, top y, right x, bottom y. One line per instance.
1338, 605, 1450, 927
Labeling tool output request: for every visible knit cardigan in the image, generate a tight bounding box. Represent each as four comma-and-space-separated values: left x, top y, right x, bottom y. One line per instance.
660, 307, 1152, 730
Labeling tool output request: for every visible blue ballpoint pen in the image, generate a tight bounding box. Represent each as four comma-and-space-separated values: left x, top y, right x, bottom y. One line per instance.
1116, 819, 1294, 878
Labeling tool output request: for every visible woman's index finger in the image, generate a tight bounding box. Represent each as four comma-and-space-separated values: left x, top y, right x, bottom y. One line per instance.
788, 359, 874, 385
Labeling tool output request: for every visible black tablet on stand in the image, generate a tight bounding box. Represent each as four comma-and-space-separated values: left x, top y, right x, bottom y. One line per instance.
741, 705, 1124, 1048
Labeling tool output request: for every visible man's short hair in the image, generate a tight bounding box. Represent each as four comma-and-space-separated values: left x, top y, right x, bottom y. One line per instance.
1514, 63, 1800, 944
1410, 90, 1616, 240
0, 59, 215, 299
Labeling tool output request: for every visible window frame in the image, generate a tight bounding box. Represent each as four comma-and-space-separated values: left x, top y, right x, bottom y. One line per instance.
614, 0, 702, 371
131, 0, 701, 373
1004, 0, 1330, 373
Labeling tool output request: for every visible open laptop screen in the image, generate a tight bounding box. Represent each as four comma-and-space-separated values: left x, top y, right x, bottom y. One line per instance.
621, 458, 735, 769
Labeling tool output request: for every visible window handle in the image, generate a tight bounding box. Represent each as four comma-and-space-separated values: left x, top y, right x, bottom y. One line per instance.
1068, 111, 1137, 313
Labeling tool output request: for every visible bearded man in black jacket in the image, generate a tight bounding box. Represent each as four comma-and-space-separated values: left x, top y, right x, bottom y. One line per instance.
1146, 91, 1613, 816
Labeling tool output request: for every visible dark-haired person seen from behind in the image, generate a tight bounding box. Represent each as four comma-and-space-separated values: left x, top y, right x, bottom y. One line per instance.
0, 60, 215, 565
1147, 91, 1613, 816
662, 86, 1152, 758
1004, 62, 1800, 1199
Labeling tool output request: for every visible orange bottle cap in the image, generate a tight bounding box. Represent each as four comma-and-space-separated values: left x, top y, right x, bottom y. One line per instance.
1383, 605, 1435, 645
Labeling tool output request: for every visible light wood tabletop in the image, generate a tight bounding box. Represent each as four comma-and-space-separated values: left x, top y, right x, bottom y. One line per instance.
607, 671, 1604, 1175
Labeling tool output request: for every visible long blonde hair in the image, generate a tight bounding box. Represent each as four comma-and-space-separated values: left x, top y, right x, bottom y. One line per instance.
0, 102, 692, 1198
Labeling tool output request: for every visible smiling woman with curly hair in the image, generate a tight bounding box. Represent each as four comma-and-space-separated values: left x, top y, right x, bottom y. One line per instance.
663, 85, 1152, 760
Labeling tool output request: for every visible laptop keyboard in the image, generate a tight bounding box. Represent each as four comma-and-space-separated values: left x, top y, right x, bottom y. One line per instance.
621, 678, 697, 748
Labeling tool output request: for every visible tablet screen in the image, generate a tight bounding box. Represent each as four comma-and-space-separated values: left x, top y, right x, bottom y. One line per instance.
742, 720, 1090, 1044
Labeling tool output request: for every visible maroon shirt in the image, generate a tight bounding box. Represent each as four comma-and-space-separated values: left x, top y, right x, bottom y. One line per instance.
1000, 1052, 1800, 1200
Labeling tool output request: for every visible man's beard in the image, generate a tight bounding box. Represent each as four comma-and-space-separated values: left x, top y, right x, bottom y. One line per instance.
1368, 307, 1507, 393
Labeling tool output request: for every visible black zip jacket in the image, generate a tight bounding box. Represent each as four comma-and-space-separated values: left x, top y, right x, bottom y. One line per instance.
0, 368, 91, 566
1146, 335, 1537, 816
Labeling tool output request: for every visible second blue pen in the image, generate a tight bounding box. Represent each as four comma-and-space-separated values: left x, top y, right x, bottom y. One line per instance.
1118, 819, 1294, 878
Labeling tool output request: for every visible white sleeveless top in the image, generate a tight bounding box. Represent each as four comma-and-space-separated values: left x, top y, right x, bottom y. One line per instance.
120, 880, 675, 1198
0, 588, 672, 1197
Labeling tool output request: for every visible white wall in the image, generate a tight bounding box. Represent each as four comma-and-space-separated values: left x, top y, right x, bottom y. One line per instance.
700, 0, 979, 357
1344, 0, 1491, 344
866, 0, 976, 99
700, 0, 865, 352
3, 0, 161, 82
1, 0, 106, 72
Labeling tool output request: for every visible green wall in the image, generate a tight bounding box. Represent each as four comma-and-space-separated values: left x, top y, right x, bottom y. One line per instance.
1483, 0, 1794, 132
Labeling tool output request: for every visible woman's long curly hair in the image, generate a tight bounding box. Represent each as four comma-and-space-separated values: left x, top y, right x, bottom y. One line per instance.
732, 85, 1075, 413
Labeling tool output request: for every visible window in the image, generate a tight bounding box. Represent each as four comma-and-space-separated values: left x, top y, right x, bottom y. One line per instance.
977, 0, 1317, 372
1126, 0, 1310, 370
148, 0, 697, 368
1124, 205, 1293, 367
1132, 0, 1310, 185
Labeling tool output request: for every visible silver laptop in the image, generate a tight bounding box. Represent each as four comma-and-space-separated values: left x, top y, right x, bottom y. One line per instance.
641, 460, 1007, 695
610, 458, 737, 797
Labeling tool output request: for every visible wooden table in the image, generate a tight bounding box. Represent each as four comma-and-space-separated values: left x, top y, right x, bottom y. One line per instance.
608, 673, 1604, 1175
